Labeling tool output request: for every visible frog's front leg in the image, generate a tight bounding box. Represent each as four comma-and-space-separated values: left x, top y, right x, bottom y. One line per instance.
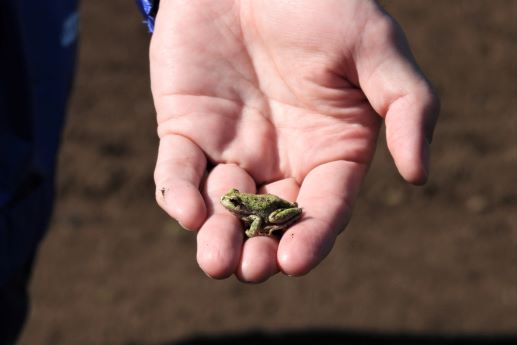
243, 215, 263, 238
268, 207, 302, 224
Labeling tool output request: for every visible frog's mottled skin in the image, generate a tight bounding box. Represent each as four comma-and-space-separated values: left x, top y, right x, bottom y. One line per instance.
220, 188, 302, 237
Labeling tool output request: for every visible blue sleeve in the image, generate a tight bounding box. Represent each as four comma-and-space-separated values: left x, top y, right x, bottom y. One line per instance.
0, 0, 79, 286
136, 0, 160, 32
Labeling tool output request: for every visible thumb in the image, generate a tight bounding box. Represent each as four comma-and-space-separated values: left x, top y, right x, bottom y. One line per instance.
355, 8, 440, 184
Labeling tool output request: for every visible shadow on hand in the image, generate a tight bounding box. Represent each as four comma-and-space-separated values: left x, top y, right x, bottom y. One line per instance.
129, 329, 517, 345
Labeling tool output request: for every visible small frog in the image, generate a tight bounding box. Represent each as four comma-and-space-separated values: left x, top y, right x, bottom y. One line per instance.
220, 188, 302, 238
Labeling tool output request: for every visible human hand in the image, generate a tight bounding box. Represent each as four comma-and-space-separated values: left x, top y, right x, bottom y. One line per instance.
150, 0, 439, 282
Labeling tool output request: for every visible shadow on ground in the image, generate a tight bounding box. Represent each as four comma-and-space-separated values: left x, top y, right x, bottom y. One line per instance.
130, 329, 517, 345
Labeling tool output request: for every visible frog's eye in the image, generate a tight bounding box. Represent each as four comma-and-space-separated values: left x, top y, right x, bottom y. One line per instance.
228, 196, 241, 206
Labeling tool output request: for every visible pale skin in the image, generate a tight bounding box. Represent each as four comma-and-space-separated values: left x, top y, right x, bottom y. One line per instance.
150, 0, 439, 282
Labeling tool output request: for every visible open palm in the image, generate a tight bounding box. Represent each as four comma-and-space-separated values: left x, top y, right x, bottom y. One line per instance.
150, 0, 438, 282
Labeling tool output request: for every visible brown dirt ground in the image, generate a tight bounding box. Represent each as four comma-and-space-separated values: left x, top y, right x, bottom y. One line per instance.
18, 1, 516, 344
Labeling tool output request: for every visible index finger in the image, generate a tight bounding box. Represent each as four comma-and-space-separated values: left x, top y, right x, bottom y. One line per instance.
277, 160, 367, 276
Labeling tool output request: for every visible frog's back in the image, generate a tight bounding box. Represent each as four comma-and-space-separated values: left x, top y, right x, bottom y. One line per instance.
258, 194, 294, 217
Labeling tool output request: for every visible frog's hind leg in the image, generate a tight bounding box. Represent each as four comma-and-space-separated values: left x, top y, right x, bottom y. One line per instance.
244, 215, 263, 238
264, 224, 286, 236
268, 207, 302, 224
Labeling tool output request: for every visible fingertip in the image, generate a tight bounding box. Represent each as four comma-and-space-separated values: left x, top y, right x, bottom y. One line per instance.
384, 93, 435, 185
403, 169, 427, 186
236, 237, 279, 283
277, 250, 310, 277
393, 132, 430, 185
392, 157, 427, 186
154, 134, 208, 228
277, 223, 336, 277
196, 214, 243, 279
157, 182, 207, 230
197, 253, 235, 280
177, 204, 207, 231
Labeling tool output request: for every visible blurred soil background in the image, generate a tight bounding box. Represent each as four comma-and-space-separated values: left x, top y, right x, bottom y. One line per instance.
18, 0, 516, 344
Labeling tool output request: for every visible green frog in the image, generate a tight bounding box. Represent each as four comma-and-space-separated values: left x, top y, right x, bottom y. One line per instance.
220, 188, 302, 237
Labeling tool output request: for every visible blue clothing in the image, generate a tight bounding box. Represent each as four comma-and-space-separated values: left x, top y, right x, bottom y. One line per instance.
136, 0, 159, 32
0, 0, 79, 286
